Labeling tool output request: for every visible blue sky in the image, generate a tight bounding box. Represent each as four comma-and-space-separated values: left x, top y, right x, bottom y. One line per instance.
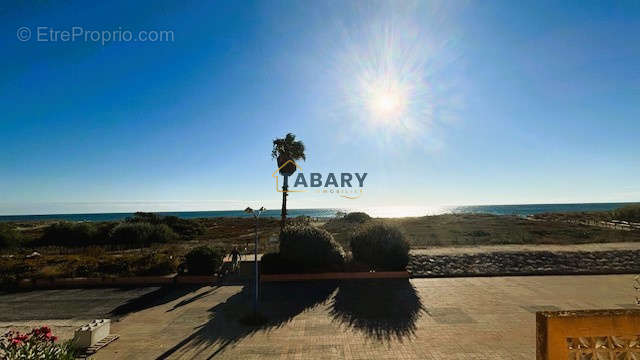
1, 1, 639, 215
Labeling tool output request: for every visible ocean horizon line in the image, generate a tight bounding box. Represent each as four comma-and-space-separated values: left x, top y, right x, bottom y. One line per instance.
0, 202, 638, 222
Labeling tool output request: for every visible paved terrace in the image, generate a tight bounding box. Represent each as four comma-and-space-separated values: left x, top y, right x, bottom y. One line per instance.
1, 275, 637, 359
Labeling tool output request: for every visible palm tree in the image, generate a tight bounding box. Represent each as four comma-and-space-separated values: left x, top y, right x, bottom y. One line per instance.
272, 133, 306, 231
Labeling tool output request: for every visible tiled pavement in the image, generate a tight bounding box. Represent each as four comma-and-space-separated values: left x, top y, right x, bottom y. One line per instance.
82, 275, 637, 359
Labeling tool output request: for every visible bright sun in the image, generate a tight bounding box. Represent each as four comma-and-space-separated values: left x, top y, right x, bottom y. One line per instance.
334, 7, 442, 135
366, 80, 408, 120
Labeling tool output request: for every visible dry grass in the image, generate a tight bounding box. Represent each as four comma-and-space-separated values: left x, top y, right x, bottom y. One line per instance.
324, 214, 640, 249
4, 213, 640, 281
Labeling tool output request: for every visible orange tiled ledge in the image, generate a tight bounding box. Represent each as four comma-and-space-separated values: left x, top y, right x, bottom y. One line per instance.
536, 309, 640, 359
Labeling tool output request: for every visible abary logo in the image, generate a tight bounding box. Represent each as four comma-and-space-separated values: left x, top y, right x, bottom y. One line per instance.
272, 160, 367, 199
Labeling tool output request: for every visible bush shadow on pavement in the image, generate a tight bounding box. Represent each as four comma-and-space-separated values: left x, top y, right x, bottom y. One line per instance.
154, 279, 424, 359
155, 281, 338, 359
329, 279, 425, 342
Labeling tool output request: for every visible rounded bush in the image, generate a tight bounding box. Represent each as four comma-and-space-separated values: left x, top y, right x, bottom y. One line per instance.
109, 223, 177, 248
148, 224, 178, 243
97, 258, 132, 276
612, 204, 640, 222
0, 223, 21, 249
279, 225, 345, 272
349, 223, 409, 271
185, 246, 225, 275
127, 212, 205, 238
41, 222, 98, 247
133, 252, 178, 276
62, 258, 99, 277
343, 212, 371, 223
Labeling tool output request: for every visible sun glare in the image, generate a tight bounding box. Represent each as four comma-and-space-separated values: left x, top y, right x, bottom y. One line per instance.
329, 1, 461, 149
367, 80, 408, 120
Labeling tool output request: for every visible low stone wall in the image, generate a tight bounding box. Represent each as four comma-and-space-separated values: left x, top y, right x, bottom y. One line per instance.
408, 250, 640, 277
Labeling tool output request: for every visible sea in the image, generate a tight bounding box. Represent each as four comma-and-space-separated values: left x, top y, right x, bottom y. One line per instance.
0, 202, 636, 222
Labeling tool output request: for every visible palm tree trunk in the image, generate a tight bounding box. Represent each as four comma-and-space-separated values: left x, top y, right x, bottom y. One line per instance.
280, 175, 289, 232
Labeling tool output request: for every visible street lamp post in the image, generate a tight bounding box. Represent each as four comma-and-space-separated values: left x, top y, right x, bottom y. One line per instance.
244, 206, 265, 316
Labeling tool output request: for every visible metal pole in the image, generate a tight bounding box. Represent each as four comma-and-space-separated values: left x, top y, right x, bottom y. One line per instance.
254, 214, 259, 315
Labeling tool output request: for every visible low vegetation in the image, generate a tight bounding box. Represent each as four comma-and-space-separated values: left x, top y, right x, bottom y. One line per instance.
262, 225, 347, 274
612, 204, 640, 223
279, 225, 346, 272
0, 250, 180, 283
1, 205, 639, 282
185, 246, 225, 275
125, 212, 205, 238
28, 221, 178, 250
0, 223, 21, 249
263, 222, 411, 273
530, 204, 640, 223
378, 214, 640, 247
110, 222, 177, 248
350, 223, 409, 271
2, 216, 283, 255
39, 221, 104, 247
342, 212, 371, 223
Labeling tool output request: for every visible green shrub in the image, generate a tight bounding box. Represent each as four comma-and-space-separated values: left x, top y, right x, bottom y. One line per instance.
343, 212, 371, 223
109, 223, 177, 248
289, 216, 312, 226
349, 223, 409, 271
97, 257, 132, 276
0, 258, 29, 290
132, 252, 178, 276
0, 223, 21, 249
185, 246, 225, 275
128, 212, 163, 224
109, 223, 153, 247
82, 246, 107, 258
94, 222, 118, 244
279, 225, 345, 272
148, 224, 178, 243
62, 257, 99, 277
612, 204, 640, 223
161, 216, 205, 238
40, 222, 98, 247
127, 212, 205, 238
